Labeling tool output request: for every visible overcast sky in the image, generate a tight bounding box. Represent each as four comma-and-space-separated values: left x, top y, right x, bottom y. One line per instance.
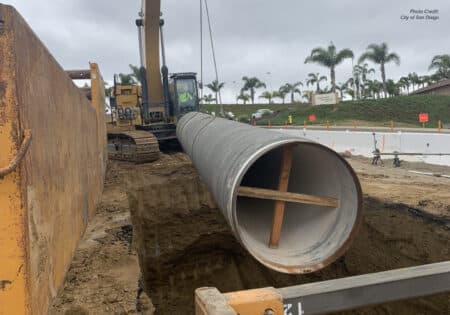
3, 0, 450, 102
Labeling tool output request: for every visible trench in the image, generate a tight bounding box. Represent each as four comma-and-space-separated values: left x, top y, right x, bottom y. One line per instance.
127, 161, 450, 315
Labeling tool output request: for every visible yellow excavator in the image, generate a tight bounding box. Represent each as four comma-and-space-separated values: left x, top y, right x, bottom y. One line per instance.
107, 0, 200, 162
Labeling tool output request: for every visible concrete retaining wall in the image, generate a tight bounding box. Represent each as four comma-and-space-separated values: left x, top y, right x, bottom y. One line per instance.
279, 129, 450, 166
0, 5, 106, 314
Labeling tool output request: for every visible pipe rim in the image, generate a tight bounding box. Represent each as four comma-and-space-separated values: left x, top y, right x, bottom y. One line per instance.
230, 139, 363, 274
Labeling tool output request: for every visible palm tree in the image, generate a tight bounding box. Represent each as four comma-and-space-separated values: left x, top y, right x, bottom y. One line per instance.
365, 80, 383, 99
283, 82, 303, 103
206, 80, 225, 105
241, 77, 266, 104
407, 72, 420, 91
202, 94, 216, 104
359, 63, 376, 82
364, 80, 375, 99
346, 65, 364, 100
306, 73, 327, 93
129, 64, 142, 83
236, 92, 251, 104
358, 43, 400, 97
344, 86, 355, 100
431, 73, 443, 83
357, 63, 375, 98
292, 87, 302, 102
118, 73, 136, 85
335, 82, 347, 100
302, 90, 313, 103
386, 79, 400, 97
295, 89, 304, 102
304, 42, 354, 92
398, 76, 410, 95
259, 91, 274, 103
272, 91, 281, 103
276, 85, 289, 103
429, 54, 450, 80
104, 82, 112, 98
419, 75, 432, 88
352, 65, 362, 99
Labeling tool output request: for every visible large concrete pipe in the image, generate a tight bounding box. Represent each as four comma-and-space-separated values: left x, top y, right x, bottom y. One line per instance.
177, 112, 362, 274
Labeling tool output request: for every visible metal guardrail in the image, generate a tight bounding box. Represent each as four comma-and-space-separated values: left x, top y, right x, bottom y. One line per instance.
196, 261, 450, 315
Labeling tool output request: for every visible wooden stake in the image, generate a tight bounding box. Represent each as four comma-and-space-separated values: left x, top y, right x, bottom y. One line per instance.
269, 145, 294, 248
238, 186, 338, 208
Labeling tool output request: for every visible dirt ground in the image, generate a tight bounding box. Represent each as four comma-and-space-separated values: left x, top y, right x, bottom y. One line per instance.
48, 159, 154, 315
49, 153, 450, 315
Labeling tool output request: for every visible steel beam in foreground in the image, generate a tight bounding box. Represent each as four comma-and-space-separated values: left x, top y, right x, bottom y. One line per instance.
196, 261, 450, 315
280, 261, 450, 315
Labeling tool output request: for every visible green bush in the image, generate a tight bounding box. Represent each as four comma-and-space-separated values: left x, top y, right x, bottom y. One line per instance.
203, 95, 450, 128
237, 114, 250, 123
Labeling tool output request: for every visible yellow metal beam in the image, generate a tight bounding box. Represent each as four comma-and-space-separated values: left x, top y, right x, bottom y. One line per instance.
0, 5, 29, 314
89, 62, 108, 177
142, 0, 164, 110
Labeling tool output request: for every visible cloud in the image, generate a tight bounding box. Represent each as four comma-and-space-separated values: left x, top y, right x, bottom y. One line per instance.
3, 0, 449, 102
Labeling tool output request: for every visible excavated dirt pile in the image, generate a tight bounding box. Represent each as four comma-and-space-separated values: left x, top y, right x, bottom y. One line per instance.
128, 154, 450, 315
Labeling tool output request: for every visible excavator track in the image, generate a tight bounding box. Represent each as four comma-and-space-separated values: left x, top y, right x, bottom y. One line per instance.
108, 130, 160, 163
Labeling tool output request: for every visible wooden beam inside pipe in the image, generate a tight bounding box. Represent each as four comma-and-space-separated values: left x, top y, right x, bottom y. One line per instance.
269, 145, 294, 249
238, 186, 338, 208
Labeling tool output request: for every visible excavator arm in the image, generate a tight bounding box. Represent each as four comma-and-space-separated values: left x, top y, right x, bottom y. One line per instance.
141, 0, 165, 117
138, 0, 199, 123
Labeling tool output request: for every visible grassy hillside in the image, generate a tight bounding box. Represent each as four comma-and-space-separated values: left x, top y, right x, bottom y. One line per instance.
201, 103, 295, 118
202, 95, 450, 128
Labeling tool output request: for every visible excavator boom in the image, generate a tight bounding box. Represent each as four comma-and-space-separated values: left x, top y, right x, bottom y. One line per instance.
142, 0, 164, 113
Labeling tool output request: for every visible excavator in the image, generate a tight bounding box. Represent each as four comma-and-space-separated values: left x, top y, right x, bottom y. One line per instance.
107, 0, 200, 162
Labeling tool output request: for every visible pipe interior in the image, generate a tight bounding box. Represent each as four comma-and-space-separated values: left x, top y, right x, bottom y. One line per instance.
235, 142, 360, 271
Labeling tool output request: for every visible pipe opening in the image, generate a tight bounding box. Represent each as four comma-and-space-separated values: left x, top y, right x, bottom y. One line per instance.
235, 142, 361, 273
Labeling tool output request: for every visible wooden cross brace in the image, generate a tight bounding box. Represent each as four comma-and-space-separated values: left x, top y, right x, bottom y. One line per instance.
237, 145, 339, 249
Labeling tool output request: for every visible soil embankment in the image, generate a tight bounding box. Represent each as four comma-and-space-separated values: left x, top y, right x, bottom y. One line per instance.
49, 161, 152, 314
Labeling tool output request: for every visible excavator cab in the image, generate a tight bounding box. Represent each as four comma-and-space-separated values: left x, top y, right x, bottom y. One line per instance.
169, 72, 199, 118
